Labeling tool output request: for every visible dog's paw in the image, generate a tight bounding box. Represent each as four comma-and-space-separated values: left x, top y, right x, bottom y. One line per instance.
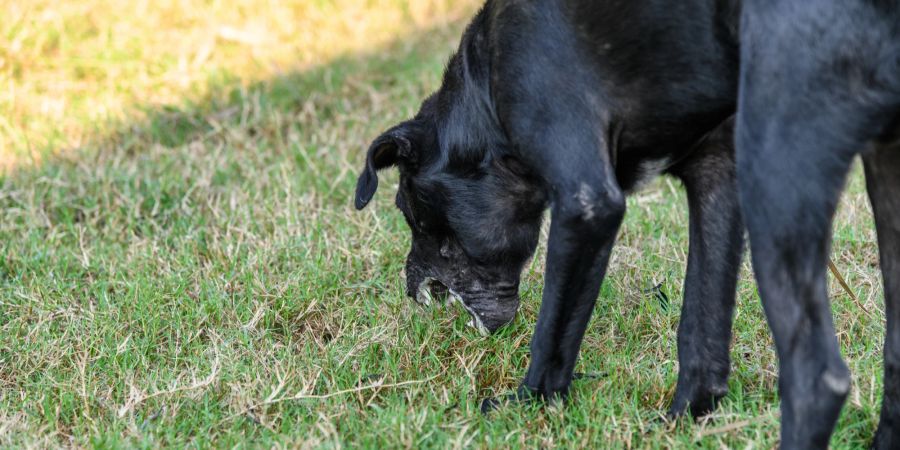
480, 385, 538, 415
667, 380, 728, 420
480, 373, 605, 415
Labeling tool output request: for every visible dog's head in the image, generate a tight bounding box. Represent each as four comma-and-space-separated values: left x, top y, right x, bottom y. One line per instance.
354, 90, 546, 333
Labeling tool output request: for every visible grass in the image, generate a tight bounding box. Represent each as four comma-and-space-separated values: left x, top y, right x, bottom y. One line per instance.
0, 0, 887, 447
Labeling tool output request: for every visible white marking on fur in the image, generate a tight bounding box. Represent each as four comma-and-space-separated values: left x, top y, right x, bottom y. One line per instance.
415, 278, 436, 306
822, 370, 851, 394
575, 183, 596, 221
417, 278, 488, 335
447, 289, 488, 336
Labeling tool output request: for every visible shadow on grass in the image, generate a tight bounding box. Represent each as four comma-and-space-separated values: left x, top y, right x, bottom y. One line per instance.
0, 19, 462, 188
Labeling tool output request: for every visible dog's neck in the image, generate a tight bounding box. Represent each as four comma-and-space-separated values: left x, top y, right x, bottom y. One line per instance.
433, 2, 508, 169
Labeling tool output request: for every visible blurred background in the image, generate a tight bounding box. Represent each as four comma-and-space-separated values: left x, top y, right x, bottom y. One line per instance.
0, 0, 479, 167
0, 1, 884, 447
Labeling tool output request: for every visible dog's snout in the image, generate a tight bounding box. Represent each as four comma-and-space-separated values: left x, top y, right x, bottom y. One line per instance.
428, 279, 449, 300
413, 277, 450, 306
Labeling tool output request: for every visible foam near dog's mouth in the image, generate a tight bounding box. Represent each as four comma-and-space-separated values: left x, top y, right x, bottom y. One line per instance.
415, 278, 489, 335
415, 277, 449, 306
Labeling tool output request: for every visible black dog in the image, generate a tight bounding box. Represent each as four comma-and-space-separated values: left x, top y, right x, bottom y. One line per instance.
355, 0, 900, 447
736, 2, 900, 448
356, 0, 743, 421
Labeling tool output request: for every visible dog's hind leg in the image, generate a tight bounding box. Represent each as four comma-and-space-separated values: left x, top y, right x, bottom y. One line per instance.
864, 145, 900, 450
737, 3, 900, 447
737, 106, 856, 449
667, 119, 744, 419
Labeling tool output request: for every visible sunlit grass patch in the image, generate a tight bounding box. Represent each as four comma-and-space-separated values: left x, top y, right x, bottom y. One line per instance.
0, 0, 479, 168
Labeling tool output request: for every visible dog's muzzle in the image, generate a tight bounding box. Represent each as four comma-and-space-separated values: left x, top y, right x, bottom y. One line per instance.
411, 276, 520, 335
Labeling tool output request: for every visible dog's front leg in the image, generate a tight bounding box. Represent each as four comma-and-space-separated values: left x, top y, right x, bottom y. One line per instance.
479, 119, 625, 411
480, 5, 627, 406
522, 179, 625, 400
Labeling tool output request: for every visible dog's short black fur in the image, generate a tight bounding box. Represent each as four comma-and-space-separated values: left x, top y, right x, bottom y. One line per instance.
355, 0, 900, 447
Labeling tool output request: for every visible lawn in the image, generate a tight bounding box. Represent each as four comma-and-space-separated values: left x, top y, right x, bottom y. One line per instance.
0, 0, 888, 447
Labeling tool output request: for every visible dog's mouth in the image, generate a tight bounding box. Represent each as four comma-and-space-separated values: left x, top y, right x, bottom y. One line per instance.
414, 277, 451, 306
414, 277, 519, 335
415, 277, 490, 334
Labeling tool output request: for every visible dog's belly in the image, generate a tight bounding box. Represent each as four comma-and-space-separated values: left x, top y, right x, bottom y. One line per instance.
609, 116, 721, 192
569, 0, 741, 192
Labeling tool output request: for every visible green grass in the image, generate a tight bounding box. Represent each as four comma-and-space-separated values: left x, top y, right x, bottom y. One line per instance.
0, 1, 888, 447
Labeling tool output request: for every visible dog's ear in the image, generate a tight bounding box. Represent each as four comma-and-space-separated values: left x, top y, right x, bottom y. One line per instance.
355, 121, 421, 210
